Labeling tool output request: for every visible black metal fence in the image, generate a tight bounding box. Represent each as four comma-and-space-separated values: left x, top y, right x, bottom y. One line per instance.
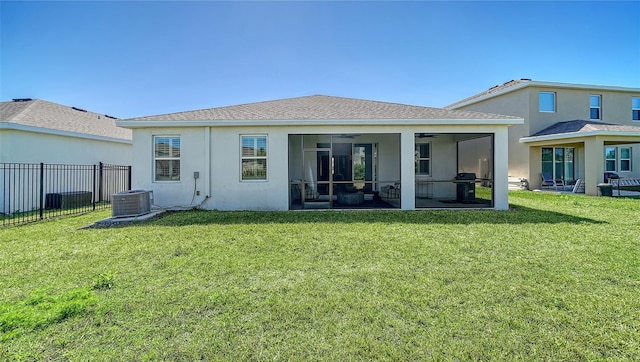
1, 162, 131, 226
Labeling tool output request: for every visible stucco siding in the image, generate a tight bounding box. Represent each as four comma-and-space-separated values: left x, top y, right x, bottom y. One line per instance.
0, 129, 131, 165
210, 128, 289, 211
130, 127, 209, 209
528, 87, 640, 131
131, 123, 514, 211
455, 85, 640, 190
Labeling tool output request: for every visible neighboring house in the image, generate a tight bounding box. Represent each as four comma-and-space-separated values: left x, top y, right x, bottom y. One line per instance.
1, 98, 132, 214
447, 80, 640, 195
0, 98, 132, 164
117, 95, 522, 211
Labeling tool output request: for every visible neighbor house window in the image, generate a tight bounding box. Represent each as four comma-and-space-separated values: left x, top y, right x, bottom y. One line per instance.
415, 142, 431, 176
542, 147, 575, 183
241, 135, 267, 180
620, 147, 632, 172
605, 147, 616, 172
539, 92, 556, 112
633, 97, 640, 121
590, 95, 601, 120
154, 136, 180, 181
605, 147, 632, 172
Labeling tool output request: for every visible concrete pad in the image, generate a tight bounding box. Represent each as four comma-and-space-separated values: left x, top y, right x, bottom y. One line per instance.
92, 209, 165, 227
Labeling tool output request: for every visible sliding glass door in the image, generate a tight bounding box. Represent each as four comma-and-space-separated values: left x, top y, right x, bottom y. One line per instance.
542, 147, 575, 183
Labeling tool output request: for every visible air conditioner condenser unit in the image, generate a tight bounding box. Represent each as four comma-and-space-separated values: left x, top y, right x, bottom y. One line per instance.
111, 190, 153, 218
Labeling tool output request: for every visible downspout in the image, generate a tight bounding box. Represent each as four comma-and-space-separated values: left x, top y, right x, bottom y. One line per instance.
204, 127, 211, 202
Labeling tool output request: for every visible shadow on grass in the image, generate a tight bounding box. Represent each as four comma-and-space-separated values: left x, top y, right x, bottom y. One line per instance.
142, 206, 604, 227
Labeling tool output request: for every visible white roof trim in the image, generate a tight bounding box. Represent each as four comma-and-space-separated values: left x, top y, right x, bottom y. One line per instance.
0, 123, 132, 144
449, 81, 640, 109
520, 130, 640, 143
528, 81, 640, 93
117, 118, 523, 128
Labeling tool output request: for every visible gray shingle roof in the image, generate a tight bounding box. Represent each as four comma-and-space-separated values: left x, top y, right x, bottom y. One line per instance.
126, 95, 520, 121
531, 120, 640, 137
0, 99, 132, 141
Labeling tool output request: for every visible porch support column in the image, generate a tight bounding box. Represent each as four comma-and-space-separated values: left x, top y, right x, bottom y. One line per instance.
400, 131, 415, 210
584, 137, 604, 196
493, 127, 510, 210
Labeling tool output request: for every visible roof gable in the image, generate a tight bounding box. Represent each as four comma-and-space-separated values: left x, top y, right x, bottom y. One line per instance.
0, 99, 131, 141
125, 95, 520, 122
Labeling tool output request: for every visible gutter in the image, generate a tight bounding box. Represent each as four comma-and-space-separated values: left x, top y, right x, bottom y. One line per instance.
0, 123, 132, 144
117, 118, 523, 128
520, 130, 640, 143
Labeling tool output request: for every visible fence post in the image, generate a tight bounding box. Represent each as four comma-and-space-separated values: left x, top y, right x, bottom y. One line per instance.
39, 162, 44, 219
93, 164, 97, 211
98, 162, 104, 203
127, 166, 132, 191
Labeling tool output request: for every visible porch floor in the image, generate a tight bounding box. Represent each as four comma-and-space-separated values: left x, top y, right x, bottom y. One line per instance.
415, 197, 492, 209
289, 197, 493, 210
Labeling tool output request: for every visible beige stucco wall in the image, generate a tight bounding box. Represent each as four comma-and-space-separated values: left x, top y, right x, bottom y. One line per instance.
455, 86, 640, 191
528, 86, 640, 130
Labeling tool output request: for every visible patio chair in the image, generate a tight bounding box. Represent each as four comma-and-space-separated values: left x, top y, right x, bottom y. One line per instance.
540, 172, 565, 190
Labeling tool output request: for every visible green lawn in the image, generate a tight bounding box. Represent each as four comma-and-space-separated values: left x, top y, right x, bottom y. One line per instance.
1, 191, 639, 360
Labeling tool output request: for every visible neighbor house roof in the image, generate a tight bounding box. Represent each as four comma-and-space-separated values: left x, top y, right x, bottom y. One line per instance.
119, 95, 521, 128
447, 79, 640, 109
520, 120, 640, 143
0, 99, 132, 142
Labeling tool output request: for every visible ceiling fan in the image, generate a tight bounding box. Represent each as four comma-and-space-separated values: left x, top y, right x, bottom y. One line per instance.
336, 134, 358, 139
416, 133, 438, 138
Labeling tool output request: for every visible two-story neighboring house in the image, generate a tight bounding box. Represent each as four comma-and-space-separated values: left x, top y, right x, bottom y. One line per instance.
447, 79, 640, 195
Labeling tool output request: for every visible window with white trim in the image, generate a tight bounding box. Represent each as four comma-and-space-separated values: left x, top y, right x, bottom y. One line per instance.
590, 95, 601, 120
620, 147, 631, 172
154, 136, 180, 181
241, 135, 267, 180
633, 97, 640, 121
539, 92, 556, 112
605, 147, 616, 172
415, 142, 431, 176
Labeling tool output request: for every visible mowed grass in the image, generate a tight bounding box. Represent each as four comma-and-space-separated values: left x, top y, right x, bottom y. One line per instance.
1, 192, 639, 360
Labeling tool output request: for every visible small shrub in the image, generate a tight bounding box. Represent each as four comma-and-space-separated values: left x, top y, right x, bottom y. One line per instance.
92, 271, 116, 290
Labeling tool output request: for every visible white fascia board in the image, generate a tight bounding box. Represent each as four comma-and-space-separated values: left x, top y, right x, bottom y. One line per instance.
449, 81, 640, 109
117, 118, 523, 128
520, 130, 640, 143
0, 123, 132, 144
528, 81, 640, 93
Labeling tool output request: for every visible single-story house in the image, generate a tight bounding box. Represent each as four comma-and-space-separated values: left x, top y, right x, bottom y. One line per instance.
117, 95, 522, 211
1, 98, 132, 214
0, 98, 132, 164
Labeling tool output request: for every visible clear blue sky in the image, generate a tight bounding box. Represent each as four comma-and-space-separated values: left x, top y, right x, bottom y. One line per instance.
1, 1, 639, 119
